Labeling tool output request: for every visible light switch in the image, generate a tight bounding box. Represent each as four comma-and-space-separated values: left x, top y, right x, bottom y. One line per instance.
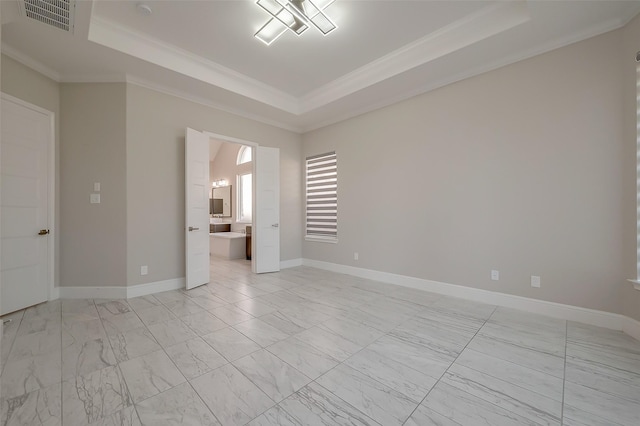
94, 182, 101, 192
90, 193, 101, 204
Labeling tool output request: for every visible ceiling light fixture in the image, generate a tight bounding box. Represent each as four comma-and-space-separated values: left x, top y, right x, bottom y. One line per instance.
254, 0, 337, 46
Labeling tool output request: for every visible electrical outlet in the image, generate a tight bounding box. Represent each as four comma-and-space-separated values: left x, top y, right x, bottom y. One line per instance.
141, 265, 148, 276
491, 270, 499, 281
354, 252, 359, 261
90, 193, 100, 204
531, 275, 541, 288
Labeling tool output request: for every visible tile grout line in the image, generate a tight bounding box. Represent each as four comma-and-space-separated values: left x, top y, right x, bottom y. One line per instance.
126, 293, 227, 424
179, 279, 281, 423
197, 270, 314, 424
400, 304, 498, 425
247, 296, 459, 426
237, 296, 389, 425
99, 297, 156, 424
434, 316, 568, 406
0, 310, 24, 379
123, 297, 161, 425
14, 261, 640, 426
265, 288, 460, 421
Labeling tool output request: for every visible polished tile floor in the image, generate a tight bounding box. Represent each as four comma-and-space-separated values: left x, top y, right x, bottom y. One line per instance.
1, 258, 640, 425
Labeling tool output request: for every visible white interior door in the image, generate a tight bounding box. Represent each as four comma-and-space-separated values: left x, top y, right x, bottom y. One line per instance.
255, 146, 280, 273
185, 128, 210, 290
1, 95, 53, 315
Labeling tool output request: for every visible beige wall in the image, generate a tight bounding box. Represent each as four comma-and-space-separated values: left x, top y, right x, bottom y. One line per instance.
622, 15, 640, 322
60, 83, 127, 287
210, 142, 253, 232
303, 30, 628, 314
125, 84, 302, 286
1, 54, 61, 288
0, 66, 302, 289
3, 19, 639, 319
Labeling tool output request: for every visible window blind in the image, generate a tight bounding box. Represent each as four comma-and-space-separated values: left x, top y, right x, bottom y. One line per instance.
306, 152, 337, 239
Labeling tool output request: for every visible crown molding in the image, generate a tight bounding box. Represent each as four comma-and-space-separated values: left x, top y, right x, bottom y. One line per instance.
300, 12, 633, 133
4, 3, 637, 134
87, 16, 301, 114
59, 73, 127, 83
1, 43, 61, 81
298, 1, 530, 114
125, 75, 303, 133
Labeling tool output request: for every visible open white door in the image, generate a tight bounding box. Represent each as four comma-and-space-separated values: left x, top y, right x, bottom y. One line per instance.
185, 128, 210, 290
254, 146, 280, 273
1, 95, 53, 315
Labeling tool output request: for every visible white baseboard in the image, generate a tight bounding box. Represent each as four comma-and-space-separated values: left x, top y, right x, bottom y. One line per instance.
57, 278, 185, 300
58, 286, 127, 300
623, 316, 640, 341
280, 258, 303, 269
302, 259, 626, 332
127, 278, 185, 298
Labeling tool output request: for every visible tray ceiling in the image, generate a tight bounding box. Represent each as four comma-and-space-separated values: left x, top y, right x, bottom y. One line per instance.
2, 1, 640, 132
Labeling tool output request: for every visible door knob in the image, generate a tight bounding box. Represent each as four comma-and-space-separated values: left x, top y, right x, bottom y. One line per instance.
271, 223, 279, 228
38, 229, 50, 236
188, 226, 199, 232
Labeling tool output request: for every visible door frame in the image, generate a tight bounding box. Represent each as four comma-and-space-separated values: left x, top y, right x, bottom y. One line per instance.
203, 131, 259, 273
1, 92, 56, 302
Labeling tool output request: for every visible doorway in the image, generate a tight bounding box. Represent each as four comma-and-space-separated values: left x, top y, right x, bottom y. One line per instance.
208, 139, 253, 274
185, 128, 280, 290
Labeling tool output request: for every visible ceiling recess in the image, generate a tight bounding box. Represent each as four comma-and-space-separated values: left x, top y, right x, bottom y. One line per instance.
20, 0, 75, 32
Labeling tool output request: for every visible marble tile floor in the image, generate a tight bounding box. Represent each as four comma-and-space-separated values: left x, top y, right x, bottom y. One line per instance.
1, 258, 640, 425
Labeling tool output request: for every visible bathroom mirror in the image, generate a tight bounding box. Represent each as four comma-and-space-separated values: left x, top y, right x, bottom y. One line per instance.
211, 185, 232, 217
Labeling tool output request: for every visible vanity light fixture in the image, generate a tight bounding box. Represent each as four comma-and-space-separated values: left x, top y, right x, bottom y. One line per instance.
254, 0, 337, 46
212, 179, 228, 188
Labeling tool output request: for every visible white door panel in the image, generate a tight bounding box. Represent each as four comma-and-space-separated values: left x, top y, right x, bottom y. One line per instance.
1, 96, 52, 315
255, 146, 280, 273
185, 128, 210, 290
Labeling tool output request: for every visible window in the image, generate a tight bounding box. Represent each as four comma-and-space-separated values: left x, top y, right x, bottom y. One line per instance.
306, 151, 337, 241
237, 173, 252, 222
237, 145, 252, 165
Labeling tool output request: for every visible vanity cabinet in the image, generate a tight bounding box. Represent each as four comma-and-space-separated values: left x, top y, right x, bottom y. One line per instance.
210, 223, 231, 233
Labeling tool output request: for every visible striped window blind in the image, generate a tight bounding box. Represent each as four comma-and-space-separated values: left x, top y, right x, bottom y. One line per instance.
306, 152, 337, 240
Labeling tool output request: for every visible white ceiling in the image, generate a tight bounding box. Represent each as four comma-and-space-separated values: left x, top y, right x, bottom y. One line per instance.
2, 1, 640, 132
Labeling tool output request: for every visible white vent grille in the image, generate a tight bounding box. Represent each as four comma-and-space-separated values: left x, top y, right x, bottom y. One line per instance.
21, 0, 75, 32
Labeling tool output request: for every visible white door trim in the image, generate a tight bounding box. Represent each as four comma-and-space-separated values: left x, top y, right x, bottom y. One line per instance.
1, 92, 56, 302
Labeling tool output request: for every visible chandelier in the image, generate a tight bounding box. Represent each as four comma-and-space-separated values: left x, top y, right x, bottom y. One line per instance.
254, 0, 337, 46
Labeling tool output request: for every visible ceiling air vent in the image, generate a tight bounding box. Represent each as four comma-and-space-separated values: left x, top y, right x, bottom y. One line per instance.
20, 0, 75, 32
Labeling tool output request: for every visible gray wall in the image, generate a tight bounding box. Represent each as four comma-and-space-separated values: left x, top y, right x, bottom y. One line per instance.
60, 83, 127, 287
302, 29, 630, 315
125, 84, 302, 286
